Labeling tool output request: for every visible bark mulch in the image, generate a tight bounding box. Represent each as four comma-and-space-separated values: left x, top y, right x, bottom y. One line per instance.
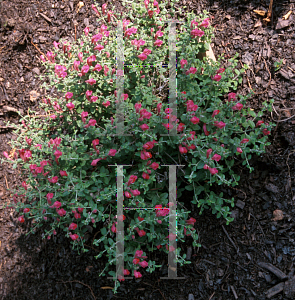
1, 0, 295, 299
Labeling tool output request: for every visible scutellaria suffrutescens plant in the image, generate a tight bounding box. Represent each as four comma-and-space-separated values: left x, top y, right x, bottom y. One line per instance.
0, 0, 275, 293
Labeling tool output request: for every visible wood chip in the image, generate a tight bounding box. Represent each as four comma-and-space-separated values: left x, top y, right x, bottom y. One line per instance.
282, 11, 292, 20
272, 209, 284, 221
257, 262, 287, 280
266, 282, 285, 299
254, 9, 266, 17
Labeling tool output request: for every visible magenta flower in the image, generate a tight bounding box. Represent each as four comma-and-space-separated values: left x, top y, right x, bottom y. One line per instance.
57, 209, 66, 217
191, 29, 204, 38
190, 116, 200, 125
53, 41, 59, 49
203, 124, 210, 136
154, 39, 163, 47
212, 110, 220, 118
48, 176, 58, 184
206, 148, 212, 159
212, 154, 221, 161
70, 234, 79, 241
232, 103, 243, 111
94, 44, 104, 51
134, 270, 142, 278
143, 48, 152, 56
93, 64, 102, 72
186, 217, 196, 225
65, 92, 73, 100
78, 52, 83, 62
84, 27, 90, 36
84, 119, 96, 128
86, 55, 96, 67
81, 65, 89, 76
139, 261, 149, 268
108, 149, 117, 156
91, 34, 103, 44
212, 74, 222, 81
214, 121, 226, 129
138, 53, 147, 61
52, 201, 61, 209
240, 138, 249, 144
69, 223, 78, 230
104, 65, 109, 76
85, 78, 96, 85
228, 92, 237, 102
128, 175, 137, 186
199, 18, 210, 28
237, 147, 243, 153
140, 124, 149, 131
180, 59, 188, 69
90, 96, 98, 103
60, 170, 68, 177
131, 189, 141, 196
102, 101, 110, 108
216, 68, 225, 74
66, 102, 75, 110
209, 167, 218, 175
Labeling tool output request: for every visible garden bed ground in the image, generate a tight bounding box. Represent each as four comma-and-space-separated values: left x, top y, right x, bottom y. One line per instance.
1, 0, 295, 299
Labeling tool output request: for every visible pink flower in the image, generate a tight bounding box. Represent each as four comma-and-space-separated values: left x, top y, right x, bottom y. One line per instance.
52, 201, 62, 209
57, 208, 66, 217
212, 154, 221, 161
92, 4, 99, 15
199, 18, 210, 28
128, 175, 137, 186
191, 28, 204, 38
190, 116, 200, 125
85, 78, 96, 85
214, 121, 226, 129
256, 120, 264, 127
206, 148, 213, 159
166, 244, 176, 252
81, 65, 89, 76
94, 44, 104, 51
133, 258, 140, 265
78, 52, 83, 62
53, 41, 59, 49
154, 39, 163, 47
86, 55, 96, 66
180, 59, 188, 69
232, 103, 243, 111
111, 222, 117, 233
69, 223, 77, 230
240, 138, 249, 144
228, 92, 236, 102
74, 213, 81, 219
149, 162, 159, 170
108, 149, 117, 156
263, 128, 271, 135
212, 74, 222, 81
70, 234, 79, 241
18, 216, 25, 223
134, 270, 142, 278
137, 229, 146, 237
139, 261, 149, 268
179, 145, 187, 154
124, 269, 130, 275
125, 191, 132, 198
140, 150, 152, 160
66, 102, 75, 110
138, 53, 147, 61
140, 124, 149, 131
84, 27, 90, 36
84, 119, 96, 128
60, 170, 68, 177
237, 147, 243, 153
186, 217, 196, 225
48, 176, 58, 184
212, 110, 220, 118
65, 92, 73, 100
142, 172, 150, 180
93, 64, 103, 72
104, 65, 109, 76
24, 208, 30, 213
209, 167, 218, 175
46, 193, 54, 205
216, 68, 225, 74
100, 100, 110, 108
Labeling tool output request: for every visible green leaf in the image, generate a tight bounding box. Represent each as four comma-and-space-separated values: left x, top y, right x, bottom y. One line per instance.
101, 227, 107, 235
185, 185, 194, 191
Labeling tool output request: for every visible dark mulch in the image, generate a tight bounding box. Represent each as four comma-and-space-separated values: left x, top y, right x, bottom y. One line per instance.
1, 0, 295, 299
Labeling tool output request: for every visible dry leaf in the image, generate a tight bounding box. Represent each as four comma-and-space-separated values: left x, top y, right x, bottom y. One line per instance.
282, 11, 292, 20
76, 1, 84, 13
254, 9, 267, 17
272, 209, 284, 221
30, 90, 40, 102
9, 148, 16, 159
254, 20, 262, 27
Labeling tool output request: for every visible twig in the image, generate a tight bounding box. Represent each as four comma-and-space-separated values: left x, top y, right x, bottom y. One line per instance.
4, 175, 9, 189
56, 280, 96, 300
0, 45, 6, 52
39, 12, 52, 24
221, 225, 239, 254
271, 103, 295, 123
230, 285, 238, 300
263, 0, 273, 23
30, 38, 47, 59
249, 213, 265, 239
286, 150, 295, 204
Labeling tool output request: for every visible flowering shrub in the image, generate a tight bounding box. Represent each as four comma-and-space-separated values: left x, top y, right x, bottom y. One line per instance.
1, 0, 274, 293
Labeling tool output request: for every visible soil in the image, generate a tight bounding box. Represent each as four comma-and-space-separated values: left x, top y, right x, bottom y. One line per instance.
1, 0, 295, 299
